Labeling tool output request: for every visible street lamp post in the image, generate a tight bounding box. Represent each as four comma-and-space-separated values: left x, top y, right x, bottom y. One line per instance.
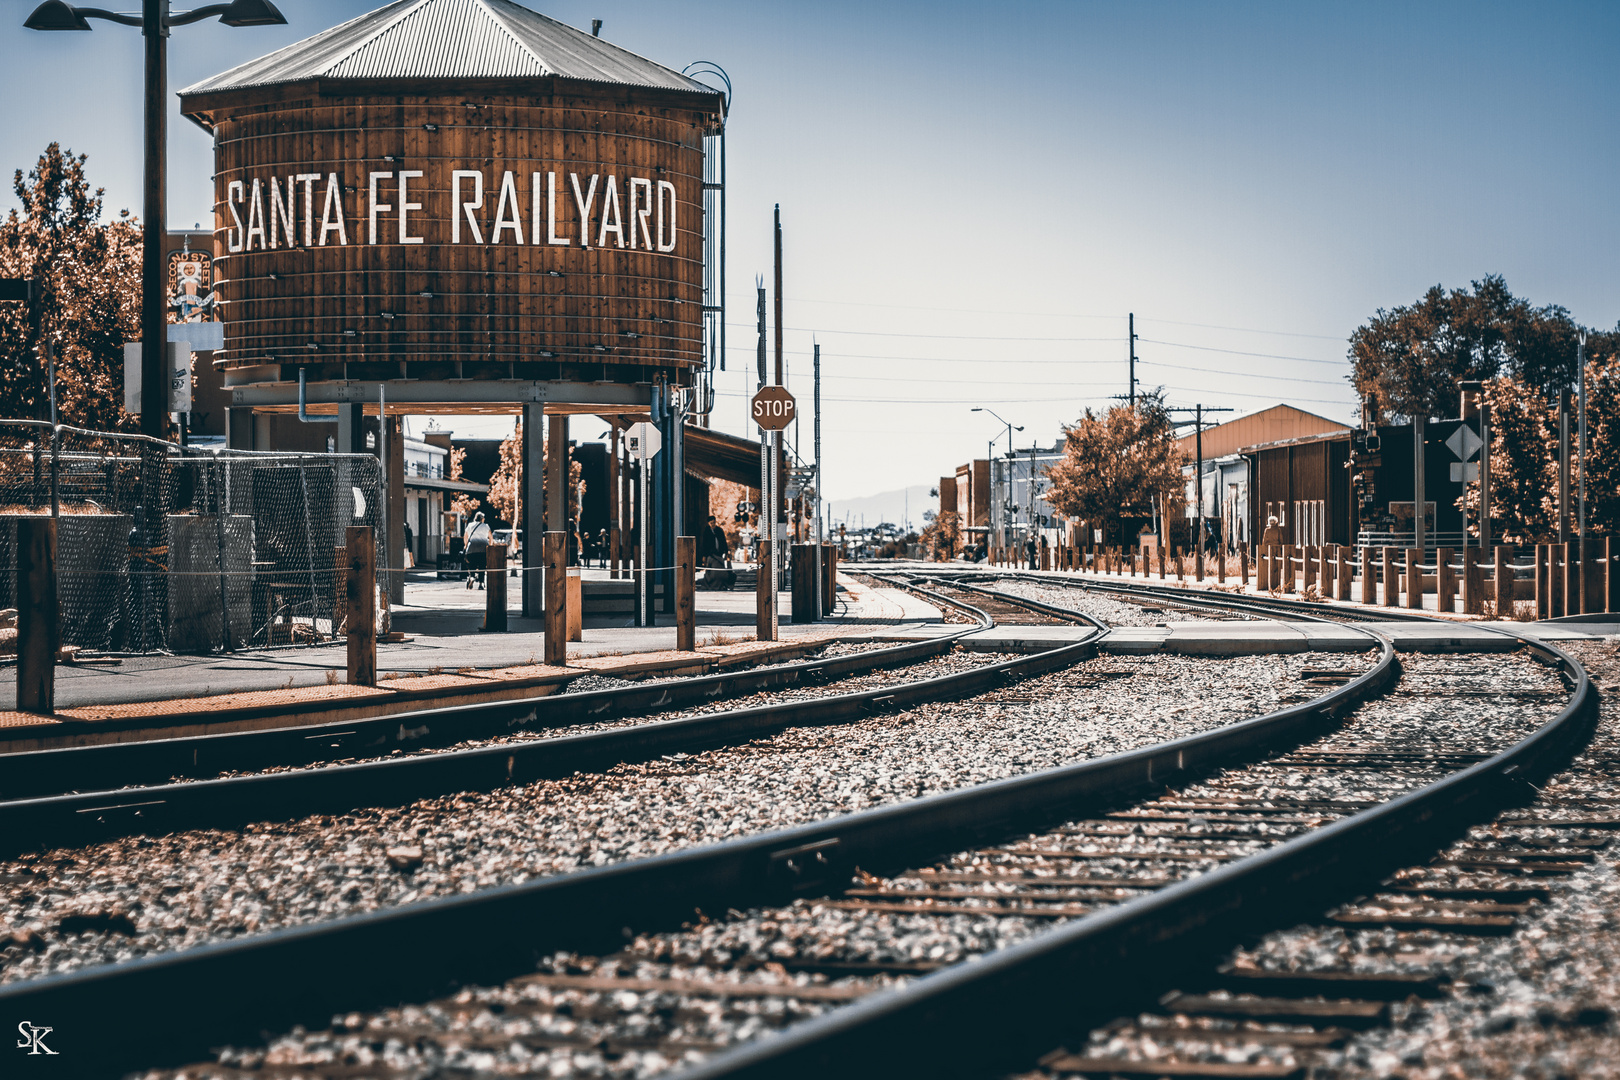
972, 407, 1022, 551
25, 0, 286, 441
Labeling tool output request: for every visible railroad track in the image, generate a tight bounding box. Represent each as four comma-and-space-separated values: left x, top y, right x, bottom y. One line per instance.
0, 574, 1593, 1079
0, 585, 1113, 858
0, 587, 1403, 1075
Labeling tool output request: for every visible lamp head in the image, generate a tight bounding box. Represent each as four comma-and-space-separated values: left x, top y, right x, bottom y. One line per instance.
220, 0, 288, 26
24, 1, 92, 30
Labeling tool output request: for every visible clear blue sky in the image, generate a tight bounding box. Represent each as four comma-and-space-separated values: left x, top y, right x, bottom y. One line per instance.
2, 0, 1616, 502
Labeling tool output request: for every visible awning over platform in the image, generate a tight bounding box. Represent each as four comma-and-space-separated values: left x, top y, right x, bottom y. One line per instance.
682, 423, 771, 488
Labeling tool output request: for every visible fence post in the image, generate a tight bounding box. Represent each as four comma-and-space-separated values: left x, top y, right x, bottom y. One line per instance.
1437, 547, 1455, 614
1382, 547, 1399, 608
1563, 540, 1580, 617
1405, 548, 1422, 610
1280, 544, 1294, 593
16, 517, 57, 714
676, 535, 696, 649
1550, 543, 1565, 619
1609, 537, 1619, 615
483, 542, 508, 633
756, 540, 775, 641
1338, 544, 1353, 602
545, 530, 567, 665
1240, 543, 1249, 587
1303, 545, 1318, 594
1584, 543, 1602, 614
345, 525, 376, 687
1462, 547, 1479, 615
1495, 545, 1513, 618
1357, 545, 1373, 605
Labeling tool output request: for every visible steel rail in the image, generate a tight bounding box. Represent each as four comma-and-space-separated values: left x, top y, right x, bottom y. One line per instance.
0, 620, 984, 801
667, 624, 1597, 1079
0, 606, 1396, 1075
958, 566, 1436, 622
0, 588, 1096, 857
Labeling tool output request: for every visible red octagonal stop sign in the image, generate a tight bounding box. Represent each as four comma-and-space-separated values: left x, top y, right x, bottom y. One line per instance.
751, 385, 797, 431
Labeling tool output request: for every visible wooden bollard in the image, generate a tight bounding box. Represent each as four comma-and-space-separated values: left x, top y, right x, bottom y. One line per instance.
1241, 543, 1250, 587
1337, 544, 1353, 602
1436, 547, 1455, 613
676, 535, 696, 650
1303, 545, 1318, 593
16, 517, 58, 714
1565, 540, 1582, 616
1600, 537, 1613, 612
484, 542, 508, 632
1281, 545, 1295, 593
1495, 545, 1513, 618
1584, 543, 1603, 614
1195, 542, 1205, 582
1550, 543, 1566, 619
1535, 544, 1550, 619
1405, 548, 1423, 609
345, 525, 376, 687
545, 530, 567, 665
1382, 547, 1399, 607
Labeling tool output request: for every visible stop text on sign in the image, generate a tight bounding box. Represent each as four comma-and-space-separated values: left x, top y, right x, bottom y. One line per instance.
222, 168, 678, 254
751, 386, 796, 431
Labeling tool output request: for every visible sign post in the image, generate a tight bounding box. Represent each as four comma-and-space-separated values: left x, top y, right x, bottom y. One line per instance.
751, 387, 797, 641
626, 421, 662, 627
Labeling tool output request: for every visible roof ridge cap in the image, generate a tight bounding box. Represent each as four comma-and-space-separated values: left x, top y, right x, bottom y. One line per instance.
336, 0, 442, 68
473, 0, 553, 76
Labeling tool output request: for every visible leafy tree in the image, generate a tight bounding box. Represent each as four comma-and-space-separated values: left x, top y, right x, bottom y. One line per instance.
1475, 376, 1556, 543
0, 144, 141, 430
1044, 393, 1185, 545
920, 508, 960, 561
1583, 353, 1620, 538
1348, 275, 1620, 421
486, 420, 582, 527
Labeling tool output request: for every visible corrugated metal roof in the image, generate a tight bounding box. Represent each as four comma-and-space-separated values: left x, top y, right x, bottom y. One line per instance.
180, 0, 715, 97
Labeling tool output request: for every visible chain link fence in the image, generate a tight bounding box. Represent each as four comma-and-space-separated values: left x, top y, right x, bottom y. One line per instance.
0, 420, 383, 655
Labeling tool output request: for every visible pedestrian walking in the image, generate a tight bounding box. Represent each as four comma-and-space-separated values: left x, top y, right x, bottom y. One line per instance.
464, 512, 491, 590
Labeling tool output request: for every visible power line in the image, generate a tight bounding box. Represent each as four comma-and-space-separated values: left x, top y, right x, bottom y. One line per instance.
1142, 317, 1344, 341
1137, 337, 1348, 366
724, 321, 1123, 343
1139, 358, 1351, 387
724, 347, 1120, 366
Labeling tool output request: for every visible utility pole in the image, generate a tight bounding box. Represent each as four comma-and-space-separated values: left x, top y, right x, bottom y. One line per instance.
1128, 312, 1139, 408
813, 342, 822, 541
1578, 330, 1588, 570
1168, 404, 1233, 577
1413, 413, 1425, 553
1558, 390, 1570, 545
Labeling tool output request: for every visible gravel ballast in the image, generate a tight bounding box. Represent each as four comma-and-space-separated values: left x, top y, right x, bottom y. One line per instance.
152, 650, 1562, 1079
0, 649, 1368, 985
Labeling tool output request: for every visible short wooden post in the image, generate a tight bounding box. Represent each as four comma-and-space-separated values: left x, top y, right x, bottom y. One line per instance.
675, 535, 696, 650
16, 517, 58, 714
823, 542, 837, 612
1462, 547, 1480, 614
1217, 544, 1226, 584
1437, 547, 1455, 614
483, 542, 508, 632
1404, 548, 1422, 610
1535, 544, 1550, 619
567, 572, 582, 641
756, 540, 775, 641
545, 530, 567, 665
1608, 537, 1619, 614
1338, 544, 1353, 601
1281, 544, 1295, 593
1549, 543, 1565, 618
1303, 545, 1318, 593
1495, 545, 1513, 618
1359, 544, 1375, 605
345, 525, 376, 687
1240, 543, 1249, 586
1383, 547, 1399, 607
1195, 541, 1205, 582
1584, 543, 1602, 614
1563, 541, 1580, 617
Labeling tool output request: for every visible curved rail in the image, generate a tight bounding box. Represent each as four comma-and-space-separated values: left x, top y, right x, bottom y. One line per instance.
0, 582, 1101, 857
664, 611, 1597, 1079
0, 593, 998, 802
0, 605, 1393, 1075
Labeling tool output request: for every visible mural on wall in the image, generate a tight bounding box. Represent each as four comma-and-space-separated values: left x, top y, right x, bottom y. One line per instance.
167, 245, 216, 323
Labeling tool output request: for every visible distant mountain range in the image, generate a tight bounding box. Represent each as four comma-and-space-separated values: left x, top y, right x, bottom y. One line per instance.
826, 484, 935, 533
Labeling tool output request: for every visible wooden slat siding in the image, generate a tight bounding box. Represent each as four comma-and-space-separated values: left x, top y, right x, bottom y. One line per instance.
202, 92, 711, 380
